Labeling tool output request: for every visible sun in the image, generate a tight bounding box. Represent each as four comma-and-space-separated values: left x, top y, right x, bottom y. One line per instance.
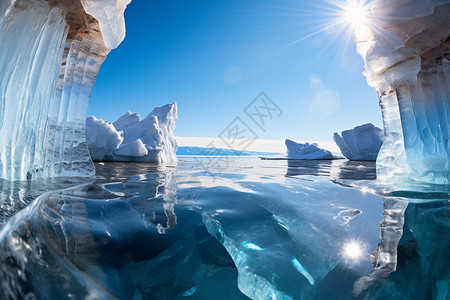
342, 1, 370, 28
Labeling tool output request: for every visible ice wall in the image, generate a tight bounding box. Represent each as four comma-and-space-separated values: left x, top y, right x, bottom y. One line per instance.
0, 0, 130, 180
354, 0, 450, 185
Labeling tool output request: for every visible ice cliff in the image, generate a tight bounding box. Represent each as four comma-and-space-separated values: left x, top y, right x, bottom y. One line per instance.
86, 102, 178, 163
333, 123, 384, 161
354, 0, 450, 185
0, 0, 131, 180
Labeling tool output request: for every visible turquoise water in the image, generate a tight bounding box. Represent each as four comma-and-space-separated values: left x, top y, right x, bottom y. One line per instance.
0, 157, 448, 299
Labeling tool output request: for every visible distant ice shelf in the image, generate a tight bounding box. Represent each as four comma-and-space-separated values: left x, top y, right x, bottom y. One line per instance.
354, 0, 450, 185
333, 123, 384, 161
176, 146, 279, 157
0, 0, 131, 180
86, 103, 178, 164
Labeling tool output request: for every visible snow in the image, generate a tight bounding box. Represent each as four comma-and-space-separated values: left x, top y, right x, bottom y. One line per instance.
80, 0, 132, 49
85, 116, 123, 161
113, 110, 140, 131
86, 102, 178, 163
285, 139, 334, 160
333, 123, 384, 161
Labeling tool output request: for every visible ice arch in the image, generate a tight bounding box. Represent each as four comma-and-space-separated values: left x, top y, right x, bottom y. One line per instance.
354, 0, 450, 186
0, 0, 130, 180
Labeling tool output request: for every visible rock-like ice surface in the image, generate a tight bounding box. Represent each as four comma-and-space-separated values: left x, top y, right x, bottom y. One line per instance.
333, 123, 384, 161
0, 0, 130, 180
354, 0, 450, 185
86, 102, 178, 163
285, 139, 333, 159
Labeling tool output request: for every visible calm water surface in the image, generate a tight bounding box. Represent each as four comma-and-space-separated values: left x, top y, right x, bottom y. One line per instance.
0, 157, 448, 299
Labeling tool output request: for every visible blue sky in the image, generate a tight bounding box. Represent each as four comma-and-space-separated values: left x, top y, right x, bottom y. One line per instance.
88, 0, 381, 143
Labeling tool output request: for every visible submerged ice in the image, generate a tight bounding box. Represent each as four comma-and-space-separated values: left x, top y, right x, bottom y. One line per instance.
354, 0, 450, 185
0, 159, 448, 299
0, 0, 131, 180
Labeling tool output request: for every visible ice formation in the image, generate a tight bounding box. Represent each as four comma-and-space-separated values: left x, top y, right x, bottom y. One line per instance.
0, 0, 131, 180
353, 0, 450, 185
285, 139, 333, 159
85, 102, 178, 163
333, 123, 384, 161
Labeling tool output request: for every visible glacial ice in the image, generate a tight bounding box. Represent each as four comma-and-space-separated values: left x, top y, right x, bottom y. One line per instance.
285, 139, 333, 159
0, 0, 131, 180
354, 0, 450, 185
85, 102, 178, 163
333, 123, 384, 161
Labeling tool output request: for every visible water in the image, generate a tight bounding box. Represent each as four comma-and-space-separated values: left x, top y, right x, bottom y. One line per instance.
0, 157, 448, 299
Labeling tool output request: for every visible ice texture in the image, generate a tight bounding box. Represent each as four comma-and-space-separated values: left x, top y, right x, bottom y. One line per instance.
85, 102, 178, 163
80, 0, 131, 49
333, 123, 384, 161
85, 116, 123, 161
0, 0, 130, 180
354, 0, 450, 185
285, 139, 333, 159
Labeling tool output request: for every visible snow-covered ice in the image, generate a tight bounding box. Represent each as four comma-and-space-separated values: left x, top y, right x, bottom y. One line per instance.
285, 139, 334, 160
333, 123, 384, 161
86, 102, 178, 164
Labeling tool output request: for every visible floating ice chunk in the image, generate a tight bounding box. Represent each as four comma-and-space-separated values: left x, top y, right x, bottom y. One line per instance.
333, 123, 384, 161
85, 116, 123, 161
285, 139, 333, 159
86, 102, 178, 163
80, 0, 132, 49
113, 111, 140, 131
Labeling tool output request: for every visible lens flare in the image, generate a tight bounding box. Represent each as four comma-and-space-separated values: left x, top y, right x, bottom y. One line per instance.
342, 1, 370, 28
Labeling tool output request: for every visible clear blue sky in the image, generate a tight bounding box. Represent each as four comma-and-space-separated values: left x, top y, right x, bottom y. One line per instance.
88, 0, 381, 142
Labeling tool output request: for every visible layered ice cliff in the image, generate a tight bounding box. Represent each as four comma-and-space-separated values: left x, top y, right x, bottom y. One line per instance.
285, 139, 333, 159
86, 102, 178, 163
0, 0, 131, 180
354, 0, 450, 185
333, 123, 384, 161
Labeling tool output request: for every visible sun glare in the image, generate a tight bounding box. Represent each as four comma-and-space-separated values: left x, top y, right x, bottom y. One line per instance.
343, 1, 369, 28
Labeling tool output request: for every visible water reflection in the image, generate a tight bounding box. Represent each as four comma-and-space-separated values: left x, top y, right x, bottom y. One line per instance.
285, 159, 376, 181
0, 167, 247, 300
354, 197, 450, 299
0, 158, 448, 299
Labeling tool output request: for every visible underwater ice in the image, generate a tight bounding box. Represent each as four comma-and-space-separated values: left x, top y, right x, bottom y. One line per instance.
0, 159, 448, 299
86, 102, 178, 163
285, 139, 333, 159
333, 123, 384, 161
354, 0, 450, 185
0, 0, 131, 180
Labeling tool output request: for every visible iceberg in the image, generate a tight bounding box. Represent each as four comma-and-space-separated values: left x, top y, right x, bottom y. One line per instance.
353, 0, 450, 185
285, 139, 333, 159
86, 102, 178, 163
333, 123, 384, 161
0, 0, 131, 180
